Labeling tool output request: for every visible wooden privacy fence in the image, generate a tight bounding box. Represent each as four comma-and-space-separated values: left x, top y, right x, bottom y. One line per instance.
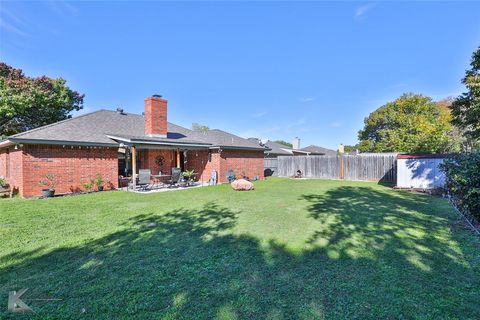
264, 158, 278, 176
276, 154, 397, 183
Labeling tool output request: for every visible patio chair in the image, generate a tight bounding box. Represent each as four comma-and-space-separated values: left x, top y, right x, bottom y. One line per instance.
226, 169, 236, 183
137, 169, 152, 191
168, 168, 182, 188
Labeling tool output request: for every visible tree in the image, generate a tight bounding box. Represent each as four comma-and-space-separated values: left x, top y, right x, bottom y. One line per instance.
191, 122, 209, 132
343, 145, 358, 152
273, 140, 293, 148
358, 93, 455, 153
451, 47, 480, 146
433, 97, 467, 151
0, 63, 84, 137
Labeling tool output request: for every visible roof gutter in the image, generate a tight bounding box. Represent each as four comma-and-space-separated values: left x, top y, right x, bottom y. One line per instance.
0, 139, 15, 148
292, 149, 311, 155
7, 138, 118, 148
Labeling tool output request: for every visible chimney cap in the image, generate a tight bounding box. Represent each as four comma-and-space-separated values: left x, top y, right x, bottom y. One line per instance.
152, 94, 163, 98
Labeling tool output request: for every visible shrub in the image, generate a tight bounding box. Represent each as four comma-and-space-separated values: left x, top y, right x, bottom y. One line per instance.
440, 152, 480, 220
82, 180, 94, 193
94, 174, 104, 187
182, 169, 195, 180
0, 177, 7, 188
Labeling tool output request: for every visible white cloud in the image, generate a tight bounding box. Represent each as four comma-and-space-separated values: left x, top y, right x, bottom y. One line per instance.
44, 0, 79, 16
0, 19, 28, 36
237, 118, 309, 140
301, 97, 315, 102
0, 6, 25, 26
355, 3, 373, 20
287, 118, 307, 129
252, 111, 267, 118
329, 121, 343, 128
238, 125, 281, 139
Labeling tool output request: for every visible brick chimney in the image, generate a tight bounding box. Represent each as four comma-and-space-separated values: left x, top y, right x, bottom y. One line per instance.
144, 95, 167, 137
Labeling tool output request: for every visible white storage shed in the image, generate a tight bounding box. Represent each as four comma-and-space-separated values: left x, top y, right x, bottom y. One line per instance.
396, 154, 447, 189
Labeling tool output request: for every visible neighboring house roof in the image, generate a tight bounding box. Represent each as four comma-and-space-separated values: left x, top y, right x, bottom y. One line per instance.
248, 139, 336, 156
300, 145, 337, 155
2, 109, 266, 150
248, 139, 292, 156
264, 140, 293, 155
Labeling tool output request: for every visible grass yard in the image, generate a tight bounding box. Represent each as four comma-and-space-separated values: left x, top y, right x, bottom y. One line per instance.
1, 178, 479, 319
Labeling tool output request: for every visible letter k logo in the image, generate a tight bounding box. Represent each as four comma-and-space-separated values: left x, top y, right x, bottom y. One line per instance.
8, 288, 33, 313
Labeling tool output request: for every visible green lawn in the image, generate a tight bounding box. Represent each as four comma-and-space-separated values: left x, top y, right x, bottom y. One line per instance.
1, 178, 479, 319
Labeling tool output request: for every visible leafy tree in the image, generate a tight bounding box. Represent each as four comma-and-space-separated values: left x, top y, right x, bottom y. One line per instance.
450, 47, 480, 146
0, 62, 84, 137
358, 93, 455, 153
343, 145, 358, 152
191, 122, 209, 132
441, 152, 480, 220
436, 97, 467, 151
273, 140, 293, 148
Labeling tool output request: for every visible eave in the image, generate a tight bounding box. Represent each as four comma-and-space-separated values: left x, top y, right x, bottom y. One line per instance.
106, 135, 212, 149
5, 138, 118, 148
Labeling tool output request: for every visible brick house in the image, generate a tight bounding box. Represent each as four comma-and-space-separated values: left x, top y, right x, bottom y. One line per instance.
0, 95, 267, 197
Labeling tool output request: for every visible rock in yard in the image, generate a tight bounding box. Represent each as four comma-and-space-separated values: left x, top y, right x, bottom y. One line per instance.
231, 179, 254, 191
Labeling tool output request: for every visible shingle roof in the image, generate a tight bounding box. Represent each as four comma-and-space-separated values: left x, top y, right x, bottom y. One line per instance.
300, 145, 337, 155
7, 109, 266, 150
248, 139, 293, 155
192, 129, 266, 150
265, 141, 293, 155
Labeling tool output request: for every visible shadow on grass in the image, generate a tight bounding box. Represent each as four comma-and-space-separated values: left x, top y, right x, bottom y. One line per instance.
1, 190, 479, 319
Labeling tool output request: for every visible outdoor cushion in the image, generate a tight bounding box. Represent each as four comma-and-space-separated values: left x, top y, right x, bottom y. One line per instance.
231, 179, 254, 191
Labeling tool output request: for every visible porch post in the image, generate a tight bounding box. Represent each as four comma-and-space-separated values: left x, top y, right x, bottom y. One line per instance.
176, 148, 180, 168
131, 145, 137, 189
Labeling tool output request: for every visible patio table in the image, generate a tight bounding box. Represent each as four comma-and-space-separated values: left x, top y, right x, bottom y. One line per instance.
151, 174, 171, 188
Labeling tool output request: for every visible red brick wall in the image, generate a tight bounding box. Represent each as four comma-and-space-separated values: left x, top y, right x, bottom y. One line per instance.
0, 147, 24, 195
139, 149, 176, 175
21, 145, 118, 197
144, 96, 167, 136
185, 149, 218, 183
218, 149, 264, 183
0, 144, 264, 196
0, 148, 7, 178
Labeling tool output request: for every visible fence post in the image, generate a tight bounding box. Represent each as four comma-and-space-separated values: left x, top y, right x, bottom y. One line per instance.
339, 154, 345, 179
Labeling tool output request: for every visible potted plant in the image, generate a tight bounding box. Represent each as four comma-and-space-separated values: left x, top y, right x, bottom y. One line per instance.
39, 173, 56, 198
0, 177, 8, 190
181, 169, 195, 186
0, 176, 9, 197
0, 177, 12, 198
94, 174, 104, 191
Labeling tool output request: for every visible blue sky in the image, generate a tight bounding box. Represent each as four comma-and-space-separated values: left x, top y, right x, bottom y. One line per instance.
1, 1, 479, 149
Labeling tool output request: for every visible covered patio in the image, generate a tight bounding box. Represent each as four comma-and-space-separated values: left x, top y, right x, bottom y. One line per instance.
110, 135, 216, 191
